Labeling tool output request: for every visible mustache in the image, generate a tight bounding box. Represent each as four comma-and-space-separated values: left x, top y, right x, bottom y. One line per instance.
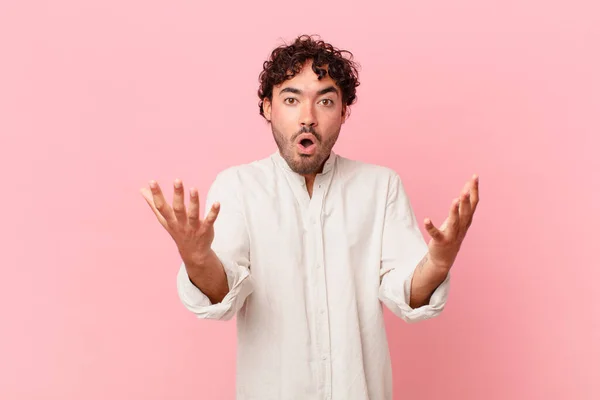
295, 126, 321, 142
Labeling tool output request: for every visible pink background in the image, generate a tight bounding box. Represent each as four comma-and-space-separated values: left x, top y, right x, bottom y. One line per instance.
1, 1, 598, 399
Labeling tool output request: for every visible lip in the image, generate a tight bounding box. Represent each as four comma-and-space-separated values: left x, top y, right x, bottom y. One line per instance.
295, 133, 318, 155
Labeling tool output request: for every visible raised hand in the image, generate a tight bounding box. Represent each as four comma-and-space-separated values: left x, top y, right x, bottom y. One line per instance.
423, 174, 480, 271
140, 179, 220, 264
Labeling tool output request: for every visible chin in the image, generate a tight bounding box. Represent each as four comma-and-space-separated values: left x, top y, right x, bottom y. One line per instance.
294, 155, 324, 174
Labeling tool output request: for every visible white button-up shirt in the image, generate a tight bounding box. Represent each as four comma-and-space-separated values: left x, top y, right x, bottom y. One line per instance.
176, 150, 451, 400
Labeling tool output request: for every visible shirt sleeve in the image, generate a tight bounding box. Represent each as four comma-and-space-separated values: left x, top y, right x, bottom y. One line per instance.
378, 172, 451, 323
176, 168, 254, 321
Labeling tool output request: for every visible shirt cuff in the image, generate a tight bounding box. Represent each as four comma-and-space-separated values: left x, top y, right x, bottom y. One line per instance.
379, 267, 451, 323
176, 258, 253, 320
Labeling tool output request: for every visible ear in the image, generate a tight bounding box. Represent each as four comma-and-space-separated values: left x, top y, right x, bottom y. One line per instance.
263, 97, 272, 122
341, 105, 349, 124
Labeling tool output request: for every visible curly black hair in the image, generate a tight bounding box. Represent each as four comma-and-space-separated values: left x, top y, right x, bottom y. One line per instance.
257, 35, 360, 120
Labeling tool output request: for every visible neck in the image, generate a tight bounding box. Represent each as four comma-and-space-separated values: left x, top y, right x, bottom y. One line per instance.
303, 174, 317, 197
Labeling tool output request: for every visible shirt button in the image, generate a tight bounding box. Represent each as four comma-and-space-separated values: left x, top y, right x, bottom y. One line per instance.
322, 355, 327, 360
319, 309, 325, 314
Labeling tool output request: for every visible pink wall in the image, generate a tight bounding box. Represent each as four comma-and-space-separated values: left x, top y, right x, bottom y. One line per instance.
1, 1, 598, 399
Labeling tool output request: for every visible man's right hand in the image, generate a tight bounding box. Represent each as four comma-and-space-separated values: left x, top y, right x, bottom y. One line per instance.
140, 179, 220, 266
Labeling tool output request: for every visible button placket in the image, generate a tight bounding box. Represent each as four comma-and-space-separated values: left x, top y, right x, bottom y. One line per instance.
311, 174, 333, 400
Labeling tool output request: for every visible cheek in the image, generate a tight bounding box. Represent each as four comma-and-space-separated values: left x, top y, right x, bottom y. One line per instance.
272, 107, 298, 130
320, 111, 343, 129
272, 104, 296, 121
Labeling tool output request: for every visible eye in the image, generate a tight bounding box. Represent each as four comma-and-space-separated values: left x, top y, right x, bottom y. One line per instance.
320, 99, 334, 106
284, 98, 297, 105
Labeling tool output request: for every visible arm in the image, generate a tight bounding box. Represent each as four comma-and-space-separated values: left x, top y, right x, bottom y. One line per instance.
411, 173, 480, 307
408, 253, 449, 308
184, 248, 229, 305
378, 173, 451, 323
141, 168, 253, 321
378, 172, 479, 322
177, 168, 253, 320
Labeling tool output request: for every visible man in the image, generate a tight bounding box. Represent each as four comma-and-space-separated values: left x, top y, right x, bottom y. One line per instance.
141, 35, 479, 400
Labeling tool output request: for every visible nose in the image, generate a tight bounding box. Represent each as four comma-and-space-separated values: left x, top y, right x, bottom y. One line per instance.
300, 103, 317, 128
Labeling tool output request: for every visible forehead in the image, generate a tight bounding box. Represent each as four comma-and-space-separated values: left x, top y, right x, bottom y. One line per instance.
275, 62, 339, 94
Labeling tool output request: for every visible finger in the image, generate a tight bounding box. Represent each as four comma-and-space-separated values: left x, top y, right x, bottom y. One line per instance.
424, 218, 445, 241
139, 187, 168, 227
470, 174, 480, 212
460, 178, 471, 195
204, 202, 221, 226
188, 187, 200, 229
172, 179, 187, 224
459, 190, 472, 233
149, 181, 176, 225
447, 198, 460, 238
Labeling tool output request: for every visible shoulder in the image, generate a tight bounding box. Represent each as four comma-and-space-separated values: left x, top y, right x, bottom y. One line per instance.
335, 154, 402, 186
209, 153, 276, 190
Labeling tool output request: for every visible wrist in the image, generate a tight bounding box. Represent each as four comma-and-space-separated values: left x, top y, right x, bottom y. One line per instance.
424, 255, 452, 277
180, 248, 213, 270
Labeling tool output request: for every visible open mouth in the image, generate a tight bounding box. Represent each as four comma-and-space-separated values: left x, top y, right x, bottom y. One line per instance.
300, 138, 314, 148
296, 135, 317, 155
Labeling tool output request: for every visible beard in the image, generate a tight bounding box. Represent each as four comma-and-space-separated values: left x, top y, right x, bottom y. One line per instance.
272, 124, 340, 175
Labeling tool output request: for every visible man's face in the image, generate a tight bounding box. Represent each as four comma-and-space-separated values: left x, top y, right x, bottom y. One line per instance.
262, 60, 347, 176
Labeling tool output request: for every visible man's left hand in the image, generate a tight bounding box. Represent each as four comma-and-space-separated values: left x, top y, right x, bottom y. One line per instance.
424, 174, 480, 271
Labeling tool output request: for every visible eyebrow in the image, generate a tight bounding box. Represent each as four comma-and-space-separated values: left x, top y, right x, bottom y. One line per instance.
279, 86, 339, 97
